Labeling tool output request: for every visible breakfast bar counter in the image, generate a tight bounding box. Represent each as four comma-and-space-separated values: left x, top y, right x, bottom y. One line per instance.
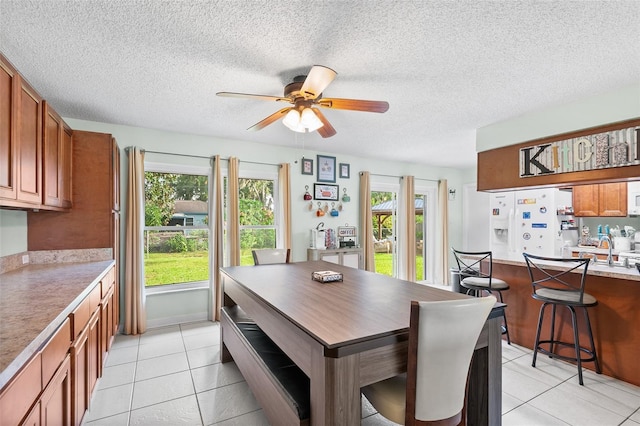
491, 254, 640, 386
0, 260, 114, 390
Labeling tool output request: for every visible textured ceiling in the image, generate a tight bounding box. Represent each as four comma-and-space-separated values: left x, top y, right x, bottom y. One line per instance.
1, 1, 639, 168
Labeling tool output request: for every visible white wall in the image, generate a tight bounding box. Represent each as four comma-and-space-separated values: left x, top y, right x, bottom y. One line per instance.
52, 119, 468, 325
63, 118, 468, 264
0, 210, 27, 256
476, 82, 640, 152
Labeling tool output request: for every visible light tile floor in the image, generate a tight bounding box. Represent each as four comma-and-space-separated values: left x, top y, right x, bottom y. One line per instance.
83, 321, 640, 426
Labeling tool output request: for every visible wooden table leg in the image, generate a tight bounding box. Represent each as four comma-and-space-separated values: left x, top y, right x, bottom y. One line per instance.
467, 316, 502, 426
310, 350, 361, 426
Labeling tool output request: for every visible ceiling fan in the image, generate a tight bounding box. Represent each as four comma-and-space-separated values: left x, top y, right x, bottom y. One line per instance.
216, 65, 389, 138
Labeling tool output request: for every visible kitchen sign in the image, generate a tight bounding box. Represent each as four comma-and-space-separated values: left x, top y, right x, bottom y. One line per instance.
520, 126, 640, 177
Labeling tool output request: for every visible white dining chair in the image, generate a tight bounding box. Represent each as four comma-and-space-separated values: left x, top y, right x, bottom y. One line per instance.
362, 296, 496, 425
252, 248, 291, 265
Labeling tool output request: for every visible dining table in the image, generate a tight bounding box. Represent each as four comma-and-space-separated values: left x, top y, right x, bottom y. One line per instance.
220, 260, 504, 425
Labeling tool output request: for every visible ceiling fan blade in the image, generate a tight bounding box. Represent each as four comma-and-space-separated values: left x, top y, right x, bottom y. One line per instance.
317, 98, 389, 113
247, 107, 291, 131
312, 108, 337, 138
217, 92, 289, 102
300, 65, 337, 99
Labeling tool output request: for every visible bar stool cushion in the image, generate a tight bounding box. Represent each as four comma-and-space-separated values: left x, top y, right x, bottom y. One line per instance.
535, 288, 597, 305
461, 276, 509, 290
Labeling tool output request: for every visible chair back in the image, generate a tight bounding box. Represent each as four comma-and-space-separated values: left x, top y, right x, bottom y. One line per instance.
406, 296, 496, 424
522, 253, 590, 304
252, 248, 291, 265
452, 248, 492, 281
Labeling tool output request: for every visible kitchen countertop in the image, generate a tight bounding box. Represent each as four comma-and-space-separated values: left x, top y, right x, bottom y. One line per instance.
0, 260, 114, 390
493, 253, 640, 281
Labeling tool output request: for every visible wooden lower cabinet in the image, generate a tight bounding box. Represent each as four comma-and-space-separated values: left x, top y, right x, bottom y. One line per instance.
0, 354, 42, 425
71, 309, 100, 426
20, 355, 72, 426
100, 286, 115, 371
40, 355, 71, 426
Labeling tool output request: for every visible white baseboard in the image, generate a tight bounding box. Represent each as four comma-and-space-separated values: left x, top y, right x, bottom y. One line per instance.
146, 312, 208, 329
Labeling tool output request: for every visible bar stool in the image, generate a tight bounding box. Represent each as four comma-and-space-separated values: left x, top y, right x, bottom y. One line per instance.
523, 253, 601, 385
452, 248, 511, 344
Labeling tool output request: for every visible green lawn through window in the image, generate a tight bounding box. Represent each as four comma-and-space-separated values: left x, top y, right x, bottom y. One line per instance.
145, 251, 424, 286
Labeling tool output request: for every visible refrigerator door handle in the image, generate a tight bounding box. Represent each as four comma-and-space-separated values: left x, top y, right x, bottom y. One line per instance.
508, 208, 515, 253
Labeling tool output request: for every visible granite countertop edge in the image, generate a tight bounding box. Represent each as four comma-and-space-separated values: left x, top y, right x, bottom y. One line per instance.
492, 255, 640, 281
0, 260, 115, 390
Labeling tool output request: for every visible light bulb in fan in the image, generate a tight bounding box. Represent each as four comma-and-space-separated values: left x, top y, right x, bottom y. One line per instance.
300, 108, 324, 131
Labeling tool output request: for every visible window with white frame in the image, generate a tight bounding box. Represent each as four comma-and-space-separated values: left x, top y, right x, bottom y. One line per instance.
143, 163, 210, 288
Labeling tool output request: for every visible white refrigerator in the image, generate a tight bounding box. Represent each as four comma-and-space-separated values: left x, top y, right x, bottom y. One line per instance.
490, 188, 575, 257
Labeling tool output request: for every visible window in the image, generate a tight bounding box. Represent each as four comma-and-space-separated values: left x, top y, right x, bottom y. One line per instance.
415, 185, 437, 283
236, 176, 279, 265
371, 186, 398, 277
143, 167, 210, 288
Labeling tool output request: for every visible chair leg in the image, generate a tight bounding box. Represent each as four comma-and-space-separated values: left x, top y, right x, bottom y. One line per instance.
568, 305, 584, 385
549, 303, 557, 356
497, 290, 510, 345
532, 303, 547, 368
582, 307, 602, 374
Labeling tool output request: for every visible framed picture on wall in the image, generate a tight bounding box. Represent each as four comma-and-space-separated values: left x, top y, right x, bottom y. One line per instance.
301, 158, 313, 175
314, 183, 339, 201
317, 155, 336, 183
339, 163, 350, 179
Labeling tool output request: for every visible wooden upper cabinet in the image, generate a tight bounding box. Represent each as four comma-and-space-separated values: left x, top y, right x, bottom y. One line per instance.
111, 137, 119, 212
16, 75, 43, 205
0, 54, 18, 200
42, 102, 72, 209
61, 123, 73, 208
572, 185, 599, 216
599, 182, 627, 216
573, 183, 627, 217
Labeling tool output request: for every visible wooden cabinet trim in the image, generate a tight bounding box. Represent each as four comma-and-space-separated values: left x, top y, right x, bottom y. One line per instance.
41, 318, 71, 390
0, 53, 18, 200
0, 353, 42, 425
16, 74, 43, 205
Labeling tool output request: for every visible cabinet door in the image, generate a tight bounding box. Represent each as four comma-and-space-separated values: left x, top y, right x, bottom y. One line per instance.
42, 102, 62, 207
87, 310, 101, 394
100, 286, 115, 366
342, 252, 361, 269
320, 253, 340, 264
60, 124, 72, 208
599, 182, 627, 217
0, 54, 18, 200
40, 355, 71, 426
111, 138, 120, 211
22, 401, 40, 426
71, 326, 89, 426
16, 75, 42, 205
572, 185, 599, 216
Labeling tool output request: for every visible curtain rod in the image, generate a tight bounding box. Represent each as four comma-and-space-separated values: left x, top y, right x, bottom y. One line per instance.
125, 147, 280, 167
364, 172, 439, 183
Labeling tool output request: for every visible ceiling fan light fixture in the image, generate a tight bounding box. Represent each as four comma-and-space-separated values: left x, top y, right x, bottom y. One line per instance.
300, 108, 323, 132
283, 109, 305, 132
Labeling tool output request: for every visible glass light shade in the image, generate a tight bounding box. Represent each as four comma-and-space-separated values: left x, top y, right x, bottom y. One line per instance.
300, 108, 324, 131
282, 109, 301, 129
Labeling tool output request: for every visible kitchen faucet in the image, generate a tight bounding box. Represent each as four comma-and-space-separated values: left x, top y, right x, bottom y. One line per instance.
598, 235, 614, 266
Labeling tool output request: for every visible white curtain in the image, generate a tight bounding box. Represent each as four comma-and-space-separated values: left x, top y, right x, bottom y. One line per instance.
228, 157, 240, 266
210, 156, 224, 321
399, 176, 416, 281
278, 163, 292, 250
359, 172, 375, 271
435, 179, 450, 284
124, 147, 146, 334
